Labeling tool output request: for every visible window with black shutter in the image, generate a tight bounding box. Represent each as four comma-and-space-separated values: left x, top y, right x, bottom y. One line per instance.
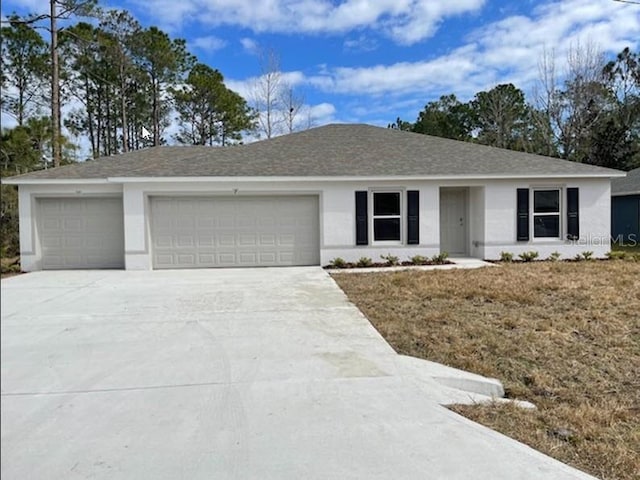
407, 190, 419, 245
567, 188, 579, 240
355, 191, 368, 245
517, 188, 530, 241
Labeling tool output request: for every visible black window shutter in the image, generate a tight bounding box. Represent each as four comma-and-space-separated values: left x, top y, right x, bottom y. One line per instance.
407, 190, 419, 245
567, 188, 579, 240
355, 191, 368, 245
517, 188, 530, 241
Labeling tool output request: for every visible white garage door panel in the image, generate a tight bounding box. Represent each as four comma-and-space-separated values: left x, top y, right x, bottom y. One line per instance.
38, 198, 125, 269
150, 196, 320, 269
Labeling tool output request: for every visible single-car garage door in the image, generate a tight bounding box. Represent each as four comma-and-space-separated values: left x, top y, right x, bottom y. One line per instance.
37, 197, 125, 269
150, 196, 320, 268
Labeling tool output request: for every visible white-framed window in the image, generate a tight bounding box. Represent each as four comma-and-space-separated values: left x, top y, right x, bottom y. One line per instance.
371, 191, 402, 243
533, 189, 561, 238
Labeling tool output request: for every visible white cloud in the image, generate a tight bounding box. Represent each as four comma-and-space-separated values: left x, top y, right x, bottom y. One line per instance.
280, 71, 306, 87
129, 0, 199, 32
307, 0, 640, 100
222, 0, 639, 130
225, 78, 251, 100
227, 70, 307, 101
306, 102, 336, 125
190, 35, 227, 53
303, 49, 486, 100
240, 37, 259, 55
386, 0, 485, 45
1, 111, 18, 131
466, 0, 640, 87
343, 34, 378, 52
4, 0, 639, 148
125, 0, 486, 45
225, 0, 638, 126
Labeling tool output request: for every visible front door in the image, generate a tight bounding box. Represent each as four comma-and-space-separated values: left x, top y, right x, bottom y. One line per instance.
440, 188, 468, 255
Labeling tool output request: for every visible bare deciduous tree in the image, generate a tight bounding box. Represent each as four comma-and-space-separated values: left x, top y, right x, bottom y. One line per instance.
250, 48, 307, 138
251, 49, 283, 139
533, 41, 609, 161
280, 84, 304, 134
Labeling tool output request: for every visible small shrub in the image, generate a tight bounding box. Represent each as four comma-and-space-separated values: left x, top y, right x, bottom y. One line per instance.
500, 251, 514, 263
329, 257, 347, 268
356, 256, 373, 267
548, 251, 562, 262
606, 251, 627, 261
573, 251, 594, 261
410, 255, 428, 265
0, 256, 20, 275
518, 251, 539, 262
380, 254, 400, 266
1, 263, 20, 275
581, 251, 594, 261
431, 252, 449, 264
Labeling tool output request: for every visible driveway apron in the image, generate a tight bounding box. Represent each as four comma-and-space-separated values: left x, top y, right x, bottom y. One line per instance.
1, 268, 596, 479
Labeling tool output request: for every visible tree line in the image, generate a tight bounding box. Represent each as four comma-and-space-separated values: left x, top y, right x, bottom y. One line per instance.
390, 46, 640, 171
1, 1, 311, 257
1, 0, 260, 173
1, 0, 263, 257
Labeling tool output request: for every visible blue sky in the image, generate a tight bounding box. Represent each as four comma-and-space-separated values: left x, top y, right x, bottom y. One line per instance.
2, 0, 639, 140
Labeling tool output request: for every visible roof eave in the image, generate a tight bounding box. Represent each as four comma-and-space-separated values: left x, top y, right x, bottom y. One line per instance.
612, 190, 640, 196
107, 172, 626, 182
2, 178, 112, 185
3, 171, 624, 185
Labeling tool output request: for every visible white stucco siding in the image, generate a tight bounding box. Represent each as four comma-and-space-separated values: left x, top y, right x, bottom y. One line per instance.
571, 179, 611, 247
483, 182, 516, 248
16, 176, 614, 271
321, 186, 354, 247
420, 186, 440, 248
122, 185, 149, 270
317, 182, 441, 264
482, 179, 611, 260
118, 181, 442, 268
469, 187, 486, 259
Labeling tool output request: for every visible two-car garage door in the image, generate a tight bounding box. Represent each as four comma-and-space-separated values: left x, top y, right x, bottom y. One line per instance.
150, 196, 320, 269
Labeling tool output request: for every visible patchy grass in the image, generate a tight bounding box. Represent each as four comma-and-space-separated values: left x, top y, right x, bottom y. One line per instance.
612, 241, 640, 255
333, 262, 640, 480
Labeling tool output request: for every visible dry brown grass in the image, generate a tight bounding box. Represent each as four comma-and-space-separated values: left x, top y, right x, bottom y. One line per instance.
333, 261, 640, 480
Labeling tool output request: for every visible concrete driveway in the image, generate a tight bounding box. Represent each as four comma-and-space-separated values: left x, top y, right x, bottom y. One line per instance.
1, 268, 595, 479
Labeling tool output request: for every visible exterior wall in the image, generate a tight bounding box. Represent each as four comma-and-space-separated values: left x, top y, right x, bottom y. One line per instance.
120, 180, 442, 269
123, 185, 150, 270
611, 194, 640, 245
17, 183, 123, 272
482, 179, 612, 260
469, 187, 486, 259
320, 182, 441, 264
17, 176, 614, 271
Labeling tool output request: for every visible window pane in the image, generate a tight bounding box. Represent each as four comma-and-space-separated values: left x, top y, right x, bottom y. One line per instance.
374, 218, 400, 241
534, 215, 560, 238
534, 190, 559, 213
374, 192, 400, 216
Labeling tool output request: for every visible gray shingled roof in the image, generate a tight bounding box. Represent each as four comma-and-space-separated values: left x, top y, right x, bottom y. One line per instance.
4, 124, 623, 182
611, 167, 640, 195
